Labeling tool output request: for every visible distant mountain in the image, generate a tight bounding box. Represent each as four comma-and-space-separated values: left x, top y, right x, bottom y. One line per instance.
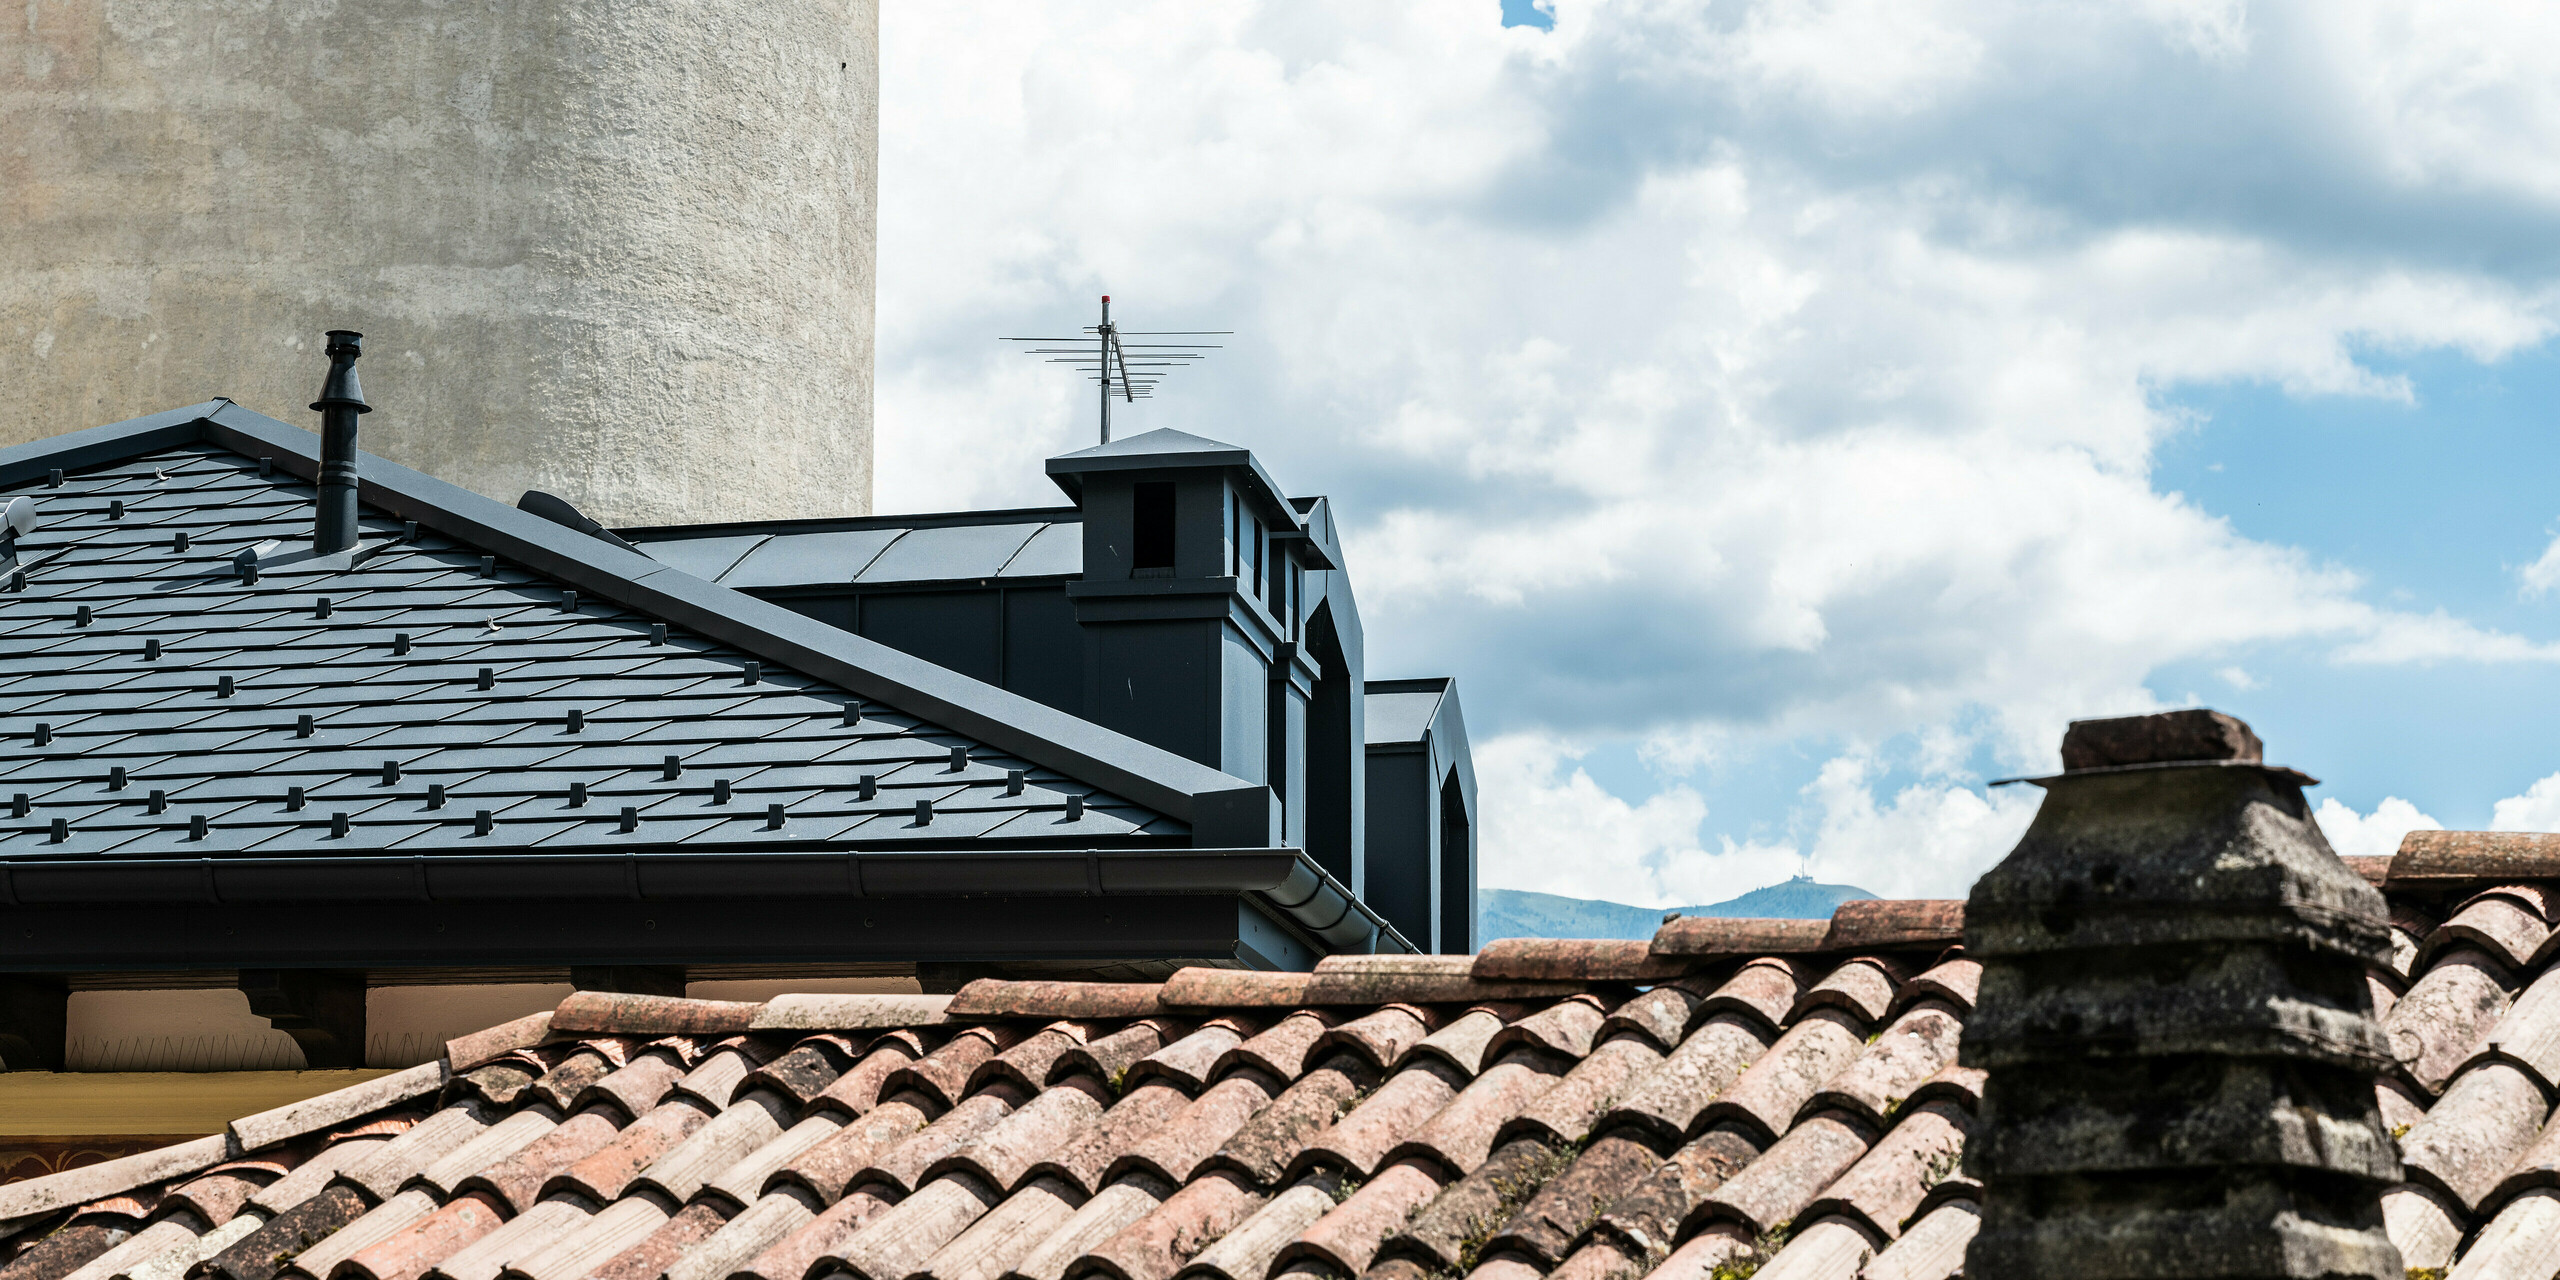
1477, 876, 1878, 944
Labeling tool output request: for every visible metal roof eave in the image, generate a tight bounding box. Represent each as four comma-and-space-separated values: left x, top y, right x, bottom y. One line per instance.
0, 403, 1273, 840
0, 846, 1415, 955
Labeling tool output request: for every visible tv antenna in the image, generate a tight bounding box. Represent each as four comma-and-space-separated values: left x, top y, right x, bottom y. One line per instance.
1004, 297, 1228, 444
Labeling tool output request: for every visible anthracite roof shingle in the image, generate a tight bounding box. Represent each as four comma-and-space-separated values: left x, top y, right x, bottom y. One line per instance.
0, 442, 1176, 863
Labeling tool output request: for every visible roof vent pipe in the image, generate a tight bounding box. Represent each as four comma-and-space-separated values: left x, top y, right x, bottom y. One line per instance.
309, 330, 371, 555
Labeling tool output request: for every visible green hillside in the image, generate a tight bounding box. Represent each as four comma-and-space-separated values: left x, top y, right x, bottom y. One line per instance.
1476, 875, 1877, 944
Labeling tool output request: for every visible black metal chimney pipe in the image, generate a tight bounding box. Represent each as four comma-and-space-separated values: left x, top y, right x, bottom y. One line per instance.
309, 330, 371, 554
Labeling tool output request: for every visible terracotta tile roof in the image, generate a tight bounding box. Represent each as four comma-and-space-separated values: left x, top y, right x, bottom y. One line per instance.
22, 835, 2560, 1280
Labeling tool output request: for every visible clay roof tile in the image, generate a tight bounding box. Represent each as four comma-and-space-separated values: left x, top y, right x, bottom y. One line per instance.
1893, 958, 1981, 1017
1210, 1012, 1340, 1083
1055, 1021, 1189, 1089
2436, 1186, 2560, 1280
1127, 1025, 1255, 1093
735, 1036, 860, 1108
1407, 1006, 1524, 1077
1803, 1002, 1966, 1129
1285, 1059, 1466, 1181
770, 1096, 936, 1205
926, 1080, 1113, 1192
1821, 900, 1964, 953
884, 1025, 1035, 1110
549, 993, 760, 1038
747, 994, 953, 1032
1158, 970, 1316, 1010
1500, 1036, 1665, 1148
2398, 1060, 2551, 1210
1378, 1137, 1566, 1272
1485, 995, 1611, 1062
573, 1052, 689, 1120
1383, 1054, 1564, 1179
808, 1038, 929, 1119
948, 981, 1166, 1022
1110, 1072, 1286, 1187
1308, 1007, 1437, 1074
1271, 1159, 1440, 1276
2384, 947, 2518, 1095
543, 1099, 714, 1204
1003, 1175, 1172, 1280
1469, 939, 1689, 984
856, 1083, 1030, 1198
455, 1106, 627, 1213
2380, 1182, 2466, 1274
1074, 1171, 1266, 1280
2392, 830, 2560, 884
971, 1024, 1102, 1096
1584, 1123, 1762, 1260
1650, 916, 1828, 960
913, 1174, 1085, 1280
1172, 1179, 1335, 1280
1690, 1110, 1878, 1237
1695, 1008, 1868, 1144
448, 1013, 555, 1074
818, 1171, 1001, 1280
1195, 1059, 1373, 1188
2422, 894, 2553, 971
1598, 981, 1710, 1052
1796, 1099, 1971, 1240
1485, 1132, 1669, 1266
1026, 1082, 1195, 1197
1597, 1014, 1776, 1147
1695, 960, 1805, 1036
1785, 958, 1899, 1026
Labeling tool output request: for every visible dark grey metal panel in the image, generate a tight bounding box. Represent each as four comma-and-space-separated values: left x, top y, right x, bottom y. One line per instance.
1363, 688, 1444, 745
861, 591, 1003, 687
641, 534, 769, 582
857, 523, 1043, 584
998, 522, 1081, 578
1002, 586, 1083, 717
723, 528, 904, 587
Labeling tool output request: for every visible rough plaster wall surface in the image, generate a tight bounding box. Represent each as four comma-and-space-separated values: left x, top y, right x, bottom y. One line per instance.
0, 0, 876, 524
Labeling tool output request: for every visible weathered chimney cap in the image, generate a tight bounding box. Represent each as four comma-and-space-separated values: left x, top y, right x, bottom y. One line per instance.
308, 330, 372, 414
1994, 708, 2313, 787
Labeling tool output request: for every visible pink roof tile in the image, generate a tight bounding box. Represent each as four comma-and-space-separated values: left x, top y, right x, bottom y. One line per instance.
30, 874, 2560, 1280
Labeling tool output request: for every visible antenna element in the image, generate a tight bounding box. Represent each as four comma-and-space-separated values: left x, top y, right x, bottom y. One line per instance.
1004, 298, 1229, 444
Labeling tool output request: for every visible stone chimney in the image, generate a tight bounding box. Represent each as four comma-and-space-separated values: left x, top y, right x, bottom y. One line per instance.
1961, 709, 2403, 1278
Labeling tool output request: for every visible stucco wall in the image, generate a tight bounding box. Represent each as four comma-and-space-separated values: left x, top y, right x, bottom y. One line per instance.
0, 0, 875, 524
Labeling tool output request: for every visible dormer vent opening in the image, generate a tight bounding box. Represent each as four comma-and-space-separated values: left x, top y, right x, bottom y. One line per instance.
1133, 482, 1176, 576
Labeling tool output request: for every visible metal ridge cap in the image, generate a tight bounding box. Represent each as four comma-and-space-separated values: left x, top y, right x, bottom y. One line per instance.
197, 404, 1254, 827
0, 401, 232, 486
618, 505, 1080, 540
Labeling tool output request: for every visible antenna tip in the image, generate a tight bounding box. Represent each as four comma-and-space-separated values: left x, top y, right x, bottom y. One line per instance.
1102, 295, 1110, 302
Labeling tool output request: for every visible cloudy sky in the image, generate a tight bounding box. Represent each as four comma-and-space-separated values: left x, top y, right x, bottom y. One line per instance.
873, 0, 2560, 906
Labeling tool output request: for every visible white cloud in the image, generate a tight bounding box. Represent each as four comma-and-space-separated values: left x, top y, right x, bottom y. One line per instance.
2314, 796, 2443, 857
2493, 772, 2560, 832
875, 1, 2560, 900
1472, 732, 1800, 908
1794, 757, 2042, 900
2520, 533, 2560, 597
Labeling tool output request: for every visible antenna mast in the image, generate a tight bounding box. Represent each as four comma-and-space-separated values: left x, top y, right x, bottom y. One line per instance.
1005, 298, 1228, 445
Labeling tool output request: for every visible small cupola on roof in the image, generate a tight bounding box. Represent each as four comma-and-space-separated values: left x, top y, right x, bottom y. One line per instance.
1047, 429, 1337, 848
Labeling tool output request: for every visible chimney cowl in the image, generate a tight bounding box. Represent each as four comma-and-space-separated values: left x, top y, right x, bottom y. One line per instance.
309, 330, 372, 414
311, 329, 369, 555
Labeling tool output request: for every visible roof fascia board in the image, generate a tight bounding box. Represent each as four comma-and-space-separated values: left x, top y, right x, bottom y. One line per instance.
186, 403, 1258, 827
0, 845, 1410, 954
0, 401, 230, 487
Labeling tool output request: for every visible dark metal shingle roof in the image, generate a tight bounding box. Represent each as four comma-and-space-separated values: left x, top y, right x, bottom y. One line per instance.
0, 442, 1176, 862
